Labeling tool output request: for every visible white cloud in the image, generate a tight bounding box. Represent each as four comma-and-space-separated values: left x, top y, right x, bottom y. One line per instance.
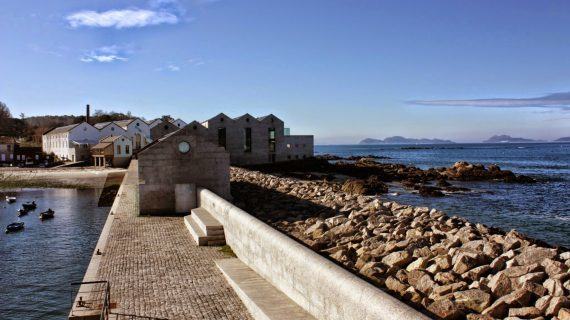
66, 9, 179, 29
80, 45, 132, 63
156, 64, 181, 72
187, 58, 205, 66
408, 92, 570, 111
81, 54, 128, 63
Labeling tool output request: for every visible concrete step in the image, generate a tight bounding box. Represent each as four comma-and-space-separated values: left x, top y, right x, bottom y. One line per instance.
184, 215, 226, 246
216, 259, 315, 320
190, 207, 225, 236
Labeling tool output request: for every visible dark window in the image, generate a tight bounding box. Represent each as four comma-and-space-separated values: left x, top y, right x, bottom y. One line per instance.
7, 145, 11, 152
220, 117, 224, 122
244, 128, 252, 152
193, 125, 197, 130
136, 122, 140, 126
268, 128, 276, 152
218, 127, 226, 148
245, 117, 250, 122
126, 145, 130, 154
111, 127, 114, 131
287, 155, 291, 160
164, 125, 169, 130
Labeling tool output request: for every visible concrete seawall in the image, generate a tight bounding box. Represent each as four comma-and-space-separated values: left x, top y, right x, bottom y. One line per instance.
198, 188, 430, 320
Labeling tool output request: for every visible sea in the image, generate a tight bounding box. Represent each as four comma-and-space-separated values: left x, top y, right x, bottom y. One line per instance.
315, 143, 570, 248
0, 188, 108, 319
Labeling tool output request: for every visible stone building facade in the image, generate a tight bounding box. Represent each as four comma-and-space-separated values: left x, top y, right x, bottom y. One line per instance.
201, 113, 313, 165
137, 122, 230, 215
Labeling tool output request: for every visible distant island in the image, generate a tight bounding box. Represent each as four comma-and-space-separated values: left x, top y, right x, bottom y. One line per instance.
555, 137, 570, 142
359, 136, 455, 145
483, 134, 545, 143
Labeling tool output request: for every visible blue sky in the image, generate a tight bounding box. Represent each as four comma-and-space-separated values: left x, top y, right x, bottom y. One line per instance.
1, 0, 569, 144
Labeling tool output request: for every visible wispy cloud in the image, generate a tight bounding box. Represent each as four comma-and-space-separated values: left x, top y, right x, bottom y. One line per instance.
156, 64, 181, 72
187, 58, 205, 66
409, 92, 570, 111
66, 9, 178, 29
80, 45, 133, 63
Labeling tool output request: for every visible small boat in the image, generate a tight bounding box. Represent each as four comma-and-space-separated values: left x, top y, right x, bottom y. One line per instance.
22, 201, 37, 210
6, 222, 24, 233
39, 209, 55, 220
5, 196, 16, 203
17, 208, 29, 217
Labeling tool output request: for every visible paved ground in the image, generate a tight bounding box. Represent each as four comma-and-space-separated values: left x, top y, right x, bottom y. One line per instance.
95, 162, 252, 319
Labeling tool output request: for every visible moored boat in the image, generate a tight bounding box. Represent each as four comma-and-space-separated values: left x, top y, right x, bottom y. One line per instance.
39, 209, 55, 220
22, 201, 37, 210
5, 196, 16, 203
6, 222, 24, 233
17, 208, 29, 217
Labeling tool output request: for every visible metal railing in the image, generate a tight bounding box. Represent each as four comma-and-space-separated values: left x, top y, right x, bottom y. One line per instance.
70, 281, 168, 320
70, 280, 111, 319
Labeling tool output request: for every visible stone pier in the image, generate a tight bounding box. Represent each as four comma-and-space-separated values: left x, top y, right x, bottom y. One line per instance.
69, 160, 252, 319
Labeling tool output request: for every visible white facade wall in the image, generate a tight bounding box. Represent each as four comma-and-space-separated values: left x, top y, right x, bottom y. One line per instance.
112, 136, 133, 158
99, 123, 127, 139
124, 119, 151, 150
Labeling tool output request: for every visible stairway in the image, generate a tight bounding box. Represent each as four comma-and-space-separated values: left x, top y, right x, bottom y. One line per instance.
184, 207, 226, 246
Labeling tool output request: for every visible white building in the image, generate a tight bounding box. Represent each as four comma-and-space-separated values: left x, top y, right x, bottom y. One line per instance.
43, 118, 152, 162
42, 123, 100, 162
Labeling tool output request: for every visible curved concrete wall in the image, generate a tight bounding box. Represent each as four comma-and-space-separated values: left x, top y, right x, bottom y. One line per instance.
198, 188, 430, 320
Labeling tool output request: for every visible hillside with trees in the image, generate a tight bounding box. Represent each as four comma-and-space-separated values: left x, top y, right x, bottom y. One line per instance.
0, 101, 139, 146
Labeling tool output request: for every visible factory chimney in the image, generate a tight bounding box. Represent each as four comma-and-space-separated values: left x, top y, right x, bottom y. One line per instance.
86, 104, 90, 124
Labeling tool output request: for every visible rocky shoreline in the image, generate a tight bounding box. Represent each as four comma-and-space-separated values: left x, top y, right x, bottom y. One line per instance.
244, 156, 536, 199
231, 167, 570, 320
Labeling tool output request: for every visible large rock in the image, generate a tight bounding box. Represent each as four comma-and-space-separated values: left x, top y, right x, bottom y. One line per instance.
453, 289, 492, 313
381, 250, 413, 268
514, 246, 557, 266
508, 307, 541, 318
488, 272, 513, 297
482, 299, 508, 318
546, 296, 570, 316
385, 276, 408, 295
427, 299, 464, 320
543, 278, 566, 297
415, 274, 437, 295
559, 308, 570, 320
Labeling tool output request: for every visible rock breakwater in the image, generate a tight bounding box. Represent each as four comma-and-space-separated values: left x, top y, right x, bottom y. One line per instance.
231, 167, 570, 319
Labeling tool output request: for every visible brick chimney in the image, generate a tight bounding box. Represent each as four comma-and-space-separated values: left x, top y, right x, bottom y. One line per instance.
86, 104, 90, 124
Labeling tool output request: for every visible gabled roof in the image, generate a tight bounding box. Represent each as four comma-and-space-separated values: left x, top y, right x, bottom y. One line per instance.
233, 113, 257, 122
94, 122, 112, 129
257, 114, 282, 123
204, 112, 230, 122
43, 123, 83, 135
91, 142, 113, 150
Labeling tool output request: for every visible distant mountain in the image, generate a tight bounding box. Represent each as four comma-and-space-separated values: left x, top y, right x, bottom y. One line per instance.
483, 135, 543, 143
359, 136, 455, 145
555, 137, 570, 142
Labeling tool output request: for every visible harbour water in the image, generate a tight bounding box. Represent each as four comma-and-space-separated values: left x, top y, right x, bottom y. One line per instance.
0, 188, 108, 319
316, 143, 570, 248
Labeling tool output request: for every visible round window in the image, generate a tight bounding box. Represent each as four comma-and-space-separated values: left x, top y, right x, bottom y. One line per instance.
178, 141, 190, 153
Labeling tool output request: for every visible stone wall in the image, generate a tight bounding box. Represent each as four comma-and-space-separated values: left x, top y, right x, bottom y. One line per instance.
197, 188, 429, 320
138, 124, 230, 215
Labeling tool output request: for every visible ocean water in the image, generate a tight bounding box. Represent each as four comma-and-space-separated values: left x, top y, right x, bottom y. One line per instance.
0, 188, 108, 319
316, 143, 570, 248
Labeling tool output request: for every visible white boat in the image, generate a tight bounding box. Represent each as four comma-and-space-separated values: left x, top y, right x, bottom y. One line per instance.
5, 196, 16, 203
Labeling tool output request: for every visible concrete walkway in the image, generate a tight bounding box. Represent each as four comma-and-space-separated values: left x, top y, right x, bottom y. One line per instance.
90, 161, 252, 319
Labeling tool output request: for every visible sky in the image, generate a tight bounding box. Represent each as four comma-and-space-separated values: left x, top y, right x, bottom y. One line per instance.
1, 0, 569, 144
